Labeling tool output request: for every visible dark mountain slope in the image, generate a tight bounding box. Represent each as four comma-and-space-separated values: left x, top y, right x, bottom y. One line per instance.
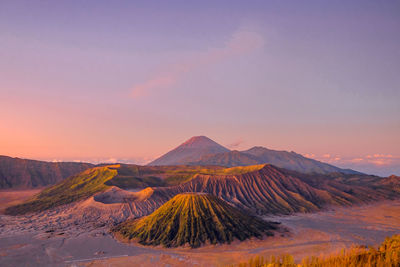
112, 193, 279, 248
191, 150, 260, 167
148, 136, 229, 166
191, 147, 361, 175
148, 136, 361, 175
243, 146, 361, 174
0, 155, 94, 189
379, 175, 400, 192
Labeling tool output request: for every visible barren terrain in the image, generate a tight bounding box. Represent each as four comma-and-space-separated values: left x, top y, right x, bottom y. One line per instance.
1, 197, 399, 267
0, 189, 42, 214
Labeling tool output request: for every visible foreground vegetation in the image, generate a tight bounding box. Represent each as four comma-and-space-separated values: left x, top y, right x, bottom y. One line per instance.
5, 166, 118, 215
112, 193, 279, 248
231, 234, 400, 267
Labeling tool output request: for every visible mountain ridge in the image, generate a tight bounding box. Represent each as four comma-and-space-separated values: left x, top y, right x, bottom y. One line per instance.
148, 136, 362, 175
9, 163, 399, 220
0, 155, 94, 189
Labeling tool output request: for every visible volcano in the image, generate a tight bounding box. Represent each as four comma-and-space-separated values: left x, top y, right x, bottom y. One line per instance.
112, 193, 279, 248
148, 136, 229, 166
149, 136, 361, 175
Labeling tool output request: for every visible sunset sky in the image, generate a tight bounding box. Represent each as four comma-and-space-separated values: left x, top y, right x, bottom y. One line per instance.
0, 1, 399, 176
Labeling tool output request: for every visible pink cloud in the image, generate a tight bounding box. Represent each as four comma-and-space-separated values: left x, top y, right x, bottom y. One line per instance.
369, 159, 391, 166
319, 154, 341, 163
373, 154, 393, 158
302, 153, 399, 176
337, 154, 399, 166
131, 28, 265, 98
350, 158, 364, 163
104, 158, 118, 163
131, 75, 176, 98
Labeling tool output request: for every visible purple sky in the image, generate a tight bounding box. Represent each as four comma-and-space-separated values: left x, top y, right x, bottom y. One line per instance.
0, 1, 399, 176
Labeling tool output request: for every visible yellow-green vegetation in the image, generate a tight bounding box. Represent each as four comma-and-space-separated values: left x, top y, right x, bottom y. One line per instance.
105, 164, 266, 189
112, 193, 278, 248
105, 175, 165, 188
215, 164, 266, 175
104, 164, 186, 188
5, 164, 267, 215
231, 234, 400, 267
5, 165, 119, 215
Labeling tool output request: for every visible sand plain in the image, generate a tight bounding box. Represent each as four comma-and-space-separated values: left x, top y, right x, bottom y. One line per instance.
0, 192, 400, 267
0, 189, 42, 214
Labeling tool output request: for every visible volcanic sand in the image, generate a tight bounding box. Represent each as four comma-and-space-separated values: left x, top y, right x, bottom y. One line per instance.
86, 200, 400, 266
1, 199, 400, 267
0, 189, 42, 214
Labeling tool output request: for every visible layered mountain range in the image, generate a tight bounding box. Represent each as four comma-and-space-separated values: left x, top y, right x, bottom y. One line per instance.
7, 163, 399, 218
0, 136, 365, 190
3, 136, 399, 249
6, 158, 400, 248
0, 155, 94, 189
148, 136, 361, 175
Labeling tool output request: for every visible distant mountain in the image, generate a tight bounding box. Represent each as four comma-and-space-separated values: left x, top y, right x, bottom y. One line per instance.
0, 155, 94, 189
242, 146, 360, 174
193, 147, 362, 174
149, 136, 361, 175
193, 150, 260, 166
112, 193, 278, 248
148, 136, 229, 166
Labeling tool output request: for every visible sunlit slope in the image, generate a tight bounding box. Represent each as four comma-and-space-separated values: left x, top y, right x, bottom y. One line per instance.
107, 164, 400, 217
113, 193, 278, 248
5, 165, 119, 215
152, 164, 357, 214
4, 164, 266, 215
6, 163, 400, 216
105, 164, 265, 189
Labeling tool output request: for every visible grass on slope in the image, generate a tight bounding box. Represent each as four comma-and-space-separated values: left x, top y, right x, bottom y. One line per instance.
231, 234, 400, 267
4, 164, 268, 215
105, 164, 266, 189
103, 165, 193, 188
5, 165, 118, 215
112, 193, 278, 248
105, 175, 165, 188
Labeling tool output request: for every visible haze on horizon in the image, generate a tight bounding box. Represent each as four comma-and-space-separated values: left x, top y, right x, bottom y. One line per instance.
0, 1, 399, 176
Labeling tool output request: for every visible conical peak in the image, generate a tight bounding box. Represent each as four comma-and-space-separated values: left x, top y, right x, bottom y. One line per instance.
181, 136, 221, 147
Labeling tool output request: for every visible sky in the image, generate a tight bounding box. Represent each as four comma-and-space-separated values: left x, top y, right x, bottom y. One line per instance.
0, 0, 399, 176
